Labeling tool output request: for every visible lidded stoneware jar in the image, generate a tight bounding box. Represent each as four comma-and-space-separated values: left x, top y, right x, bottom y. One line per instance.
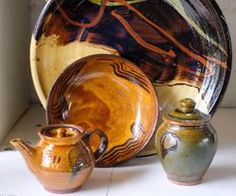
156, 98, 217, 185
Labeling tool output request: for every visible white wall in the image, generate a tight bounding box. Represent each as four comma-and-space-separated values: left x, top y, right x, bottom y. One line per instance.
29, 0, 236, 107
0, 0, 30, 142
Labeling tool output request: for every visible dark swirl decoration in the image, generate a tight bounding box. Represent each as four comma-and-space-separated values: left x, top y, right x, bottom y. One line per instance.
111, 62, 151, 93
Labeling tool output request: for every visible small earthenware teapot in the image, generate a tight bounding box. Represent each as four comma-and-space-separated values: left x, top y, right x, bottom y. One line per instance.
10, 124, 108, 193
156, 98, 217, 185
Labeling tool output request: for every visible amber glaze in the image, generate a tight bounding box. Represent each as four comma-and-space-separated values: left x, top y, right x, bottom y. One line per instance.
10, 124, 108, 193
46, 54, 158, 167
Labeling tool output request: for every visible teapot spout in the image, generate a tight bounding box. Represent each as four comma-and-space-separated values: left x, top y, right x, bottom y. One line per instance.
10, 138, 35, 171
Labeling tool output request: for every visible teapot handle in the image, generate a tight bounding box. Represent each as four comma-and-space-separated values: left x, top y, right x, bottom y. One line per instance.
82, 130, 108, 163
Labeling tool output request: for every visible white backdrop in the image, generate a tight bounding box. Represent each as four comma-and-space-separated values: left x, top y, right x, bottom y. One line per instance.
29, 0, 236, 107
0, 0, 30, 143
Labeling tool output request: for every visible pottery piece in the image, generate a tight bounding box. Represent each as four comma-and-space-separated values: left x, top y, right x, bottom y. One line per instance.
46, 54, 158, 167
31, 0, 231, 112
10, 124, 108, 193
30, 0, 231, 156
156, 98, 217, 185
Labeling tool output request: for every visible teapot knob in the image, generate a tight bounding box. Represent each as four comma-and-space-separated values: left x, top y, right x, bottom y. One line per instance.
56, 128, 67, 138
178, 98, 196, 113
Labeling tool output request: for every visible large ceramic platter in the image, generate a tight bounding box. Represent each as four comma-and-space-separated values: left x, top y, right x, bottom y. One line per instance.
31, 0, 231, 113
46, 54, 158, 166
31, 0, 231, 154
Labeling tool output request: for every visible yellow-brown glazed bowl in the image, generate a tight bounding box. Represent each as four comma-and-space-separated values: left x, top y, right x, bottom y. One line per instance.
46, 54, 158, 167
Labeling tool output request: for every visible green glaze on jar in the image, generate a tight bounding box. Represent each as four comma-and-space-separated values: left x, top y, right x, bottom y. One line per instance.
156, 98, 217, 185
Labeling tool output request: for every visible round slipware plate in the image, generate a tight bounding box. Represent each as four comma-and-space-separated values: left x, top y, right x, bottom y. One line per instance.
46, 54, 158, 167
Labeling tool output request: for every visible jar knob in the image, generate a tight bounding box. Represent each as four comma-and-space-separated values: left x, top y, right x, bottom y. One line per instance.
178, 98, 196, 113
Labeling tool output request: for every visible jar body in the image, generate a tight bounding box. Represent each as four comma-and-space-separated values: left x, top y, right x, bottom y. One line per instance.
157, 122, 217, 185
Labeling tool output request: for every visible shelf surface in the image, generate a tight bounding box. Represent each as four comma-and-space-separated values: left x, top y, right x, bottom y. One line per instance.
0, 105, 236, 196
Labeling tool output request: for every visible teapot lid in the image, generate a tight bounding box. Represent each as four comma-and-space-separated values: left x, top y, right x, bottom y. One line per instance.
39, 124, 83, 145
164, 98, 211, 126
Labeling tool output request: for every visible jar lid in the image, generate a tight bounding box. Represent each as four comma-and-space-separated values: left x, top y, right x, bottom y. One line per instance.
164, 98, 211, 126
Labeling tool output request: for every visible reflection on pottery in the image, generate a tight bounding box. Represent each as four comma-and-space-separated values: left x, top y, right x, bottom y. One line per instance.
10, 124, 108, 193
46, 54, 158, 167
156, 98, 217, 185
31, 0, 231, 155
